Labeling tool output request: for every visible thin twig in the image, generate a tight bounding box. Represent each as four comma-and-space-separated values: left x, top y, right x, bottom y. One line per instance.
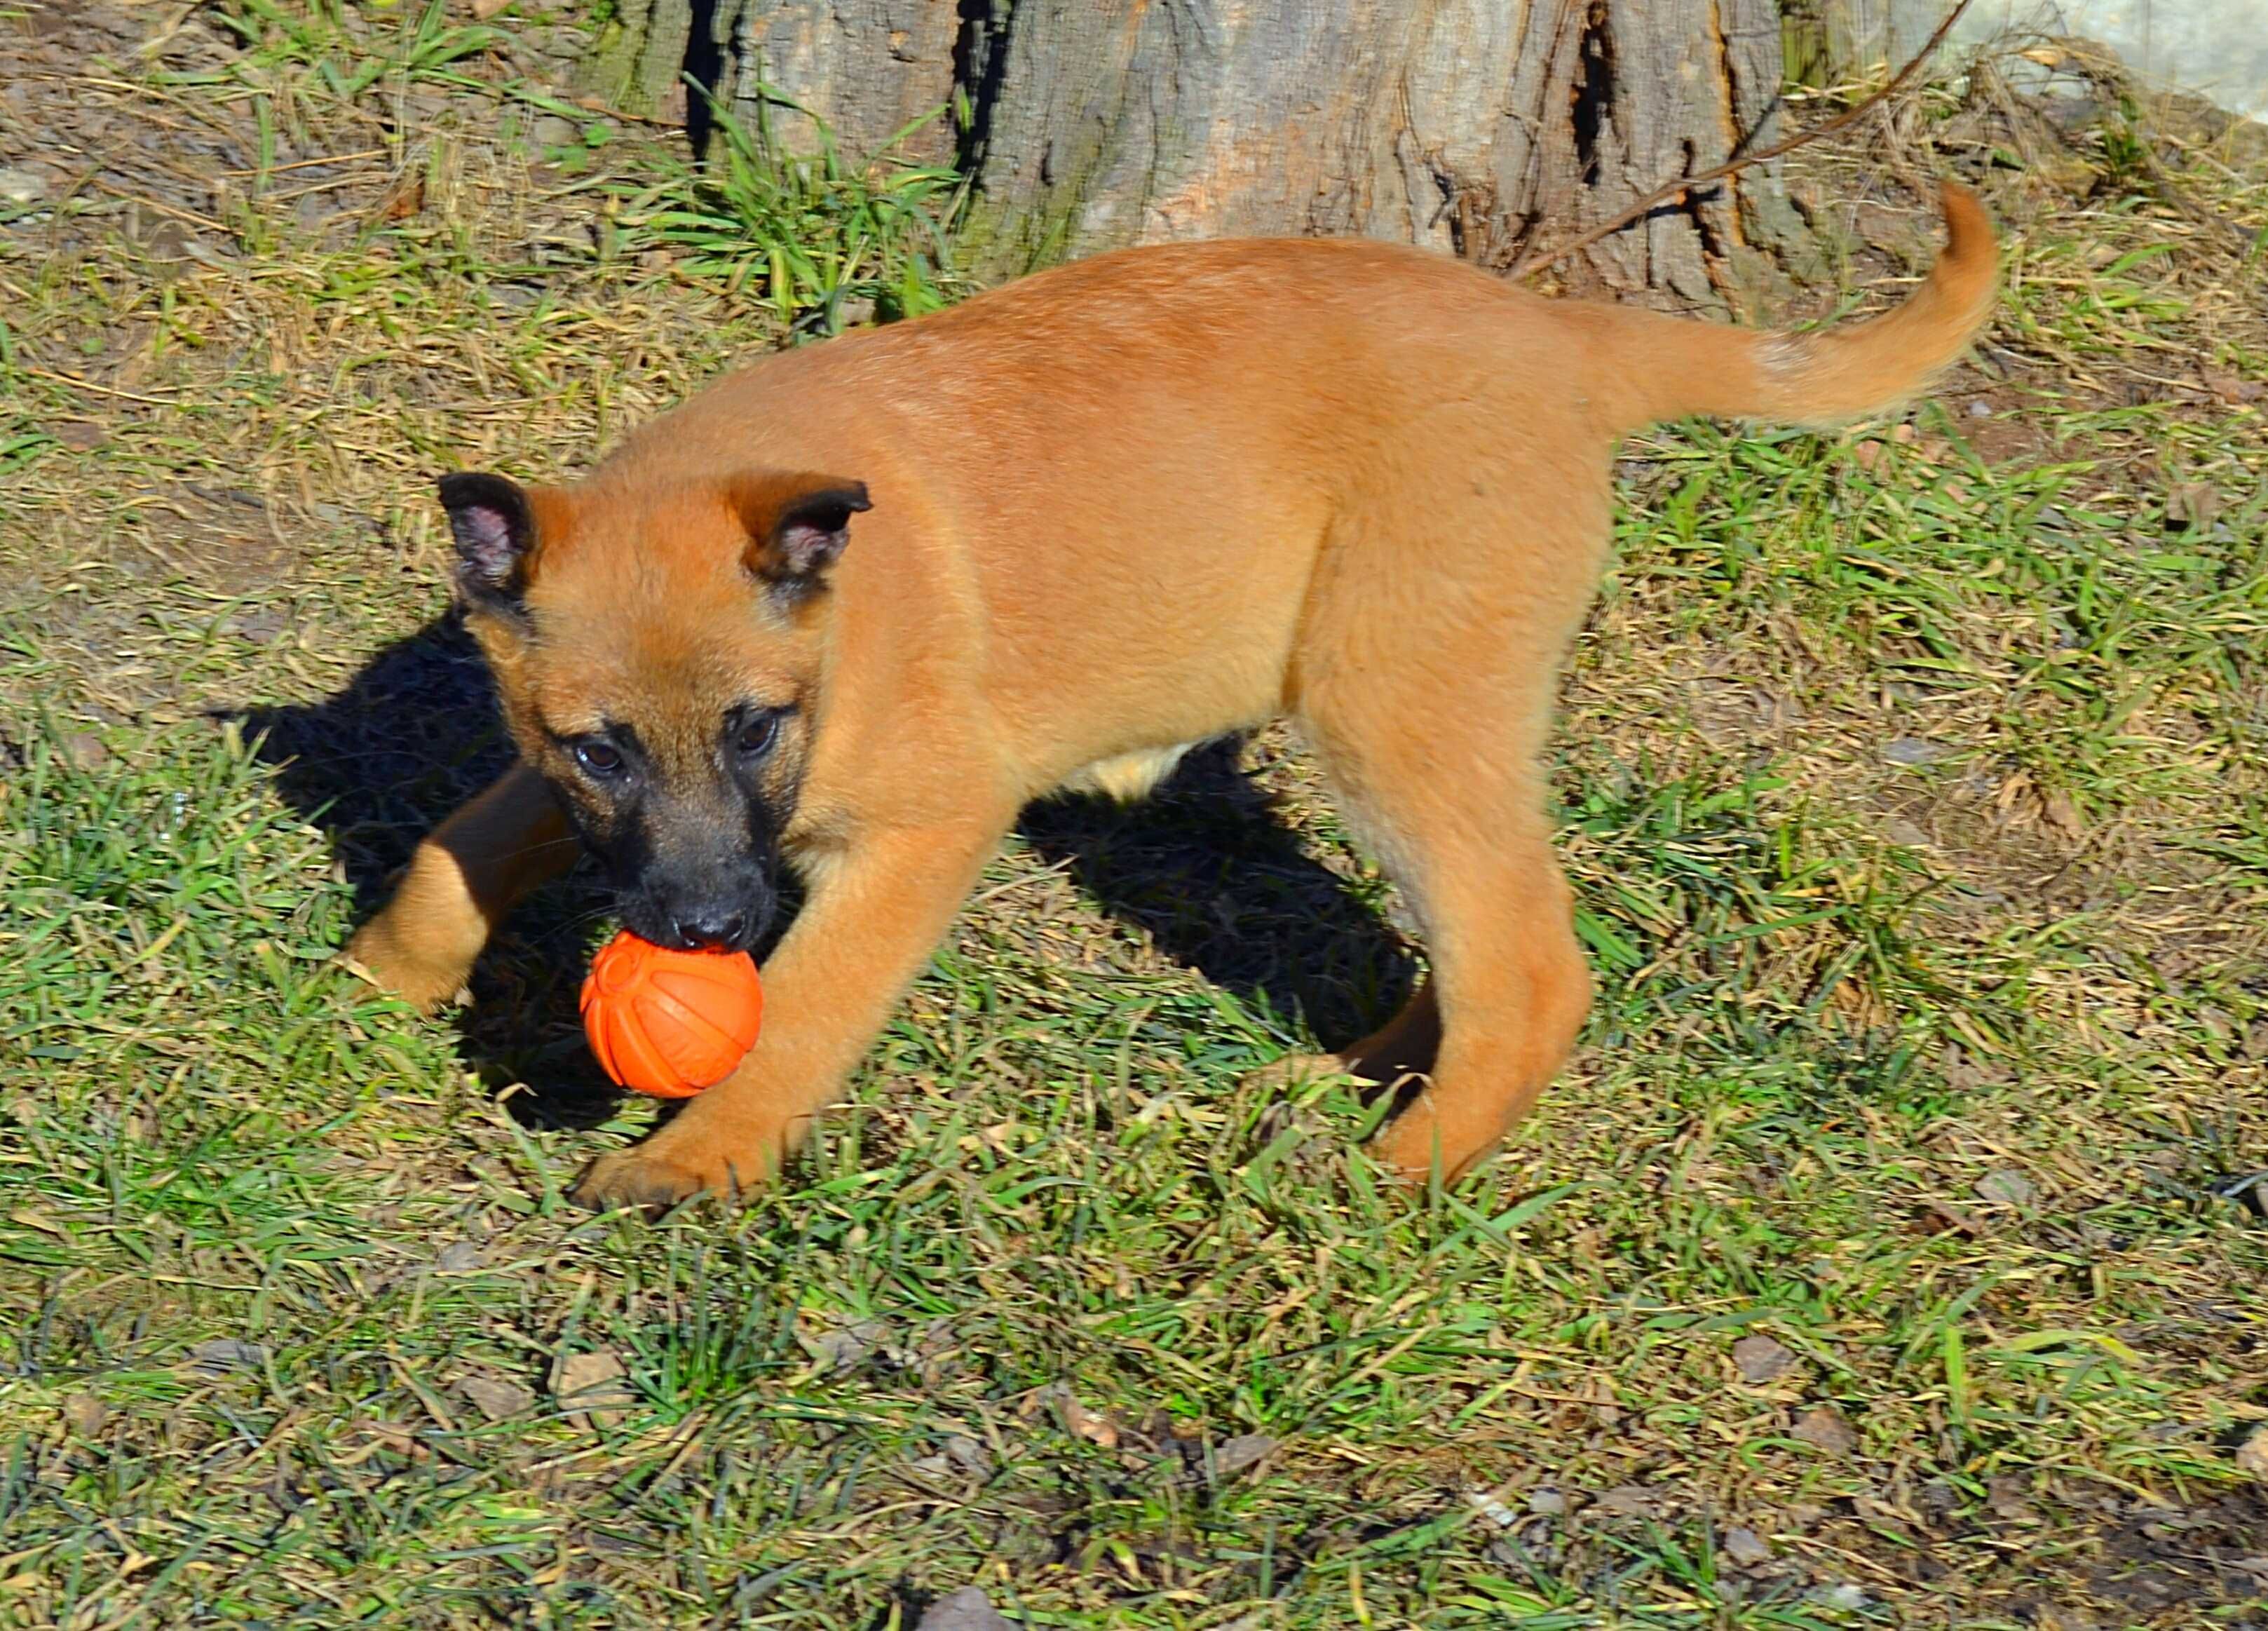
1505, 0, 1976, 280
219, 149, 390, 178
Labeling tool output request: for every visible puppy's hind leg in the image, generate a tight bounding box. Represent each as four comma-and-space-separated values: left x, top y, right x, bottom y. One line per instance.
1308, 719, 1592, 1183
1289, 499, 1601, 1183
1358, 799, 1591, 1184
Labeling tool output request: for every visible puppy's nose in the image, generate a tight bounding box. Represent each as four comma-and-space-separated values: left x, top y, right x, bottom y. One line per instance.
670, 909, 749, 951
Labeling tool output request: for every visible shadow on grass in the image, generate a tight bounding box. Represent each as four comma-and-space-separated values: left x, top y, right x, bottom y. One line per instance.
234, 611, 624, 1131
236, 614, 1415, 1128
1017, 738, 1416, 1051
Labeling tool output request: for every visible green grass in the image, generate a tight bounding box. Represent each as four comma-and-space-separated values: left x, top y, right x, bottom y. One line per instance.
202, 0, 506, 103
613, 95, 965, 334
1, 8, 2265, 1627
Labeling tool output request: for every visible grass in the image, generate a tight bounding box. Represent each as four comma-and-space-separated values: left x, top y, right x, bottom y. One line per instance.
202, 0, 506, 104
1, 6, 2265, 1626
612, 93, 964, 334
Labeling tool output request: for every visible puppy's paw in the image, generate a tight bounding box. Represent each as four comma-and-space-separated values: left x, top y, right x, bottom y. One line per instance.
570, 1144, 754, 1214
1366, 1110, 1494, 1189
340, 922, 473, 1014
1365, 1118, 1443, 1186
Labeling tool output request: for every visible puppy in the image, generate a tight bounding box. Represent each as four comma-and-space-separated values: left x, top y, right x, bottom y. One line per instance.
346, 184, 1997, 1210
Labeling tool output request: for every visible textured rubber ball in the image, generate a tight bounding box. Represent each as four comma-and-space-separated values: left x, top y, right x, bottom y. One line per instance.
579, 930, 763, 1098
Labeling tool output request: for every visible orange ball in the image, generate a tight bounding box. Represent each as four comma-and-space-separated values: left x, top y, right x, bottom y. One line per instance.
579, 930, 763, 1099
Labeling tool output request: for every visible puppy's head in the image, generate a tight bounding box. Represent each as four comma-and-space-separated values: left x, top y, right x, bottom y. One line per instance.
437, 467, 870, 950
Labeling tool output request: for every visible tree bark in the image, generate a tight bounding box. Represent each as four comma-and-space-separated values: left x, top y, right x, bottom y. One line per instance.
1781, 0, 1946, 88
579, 0, 1820, 307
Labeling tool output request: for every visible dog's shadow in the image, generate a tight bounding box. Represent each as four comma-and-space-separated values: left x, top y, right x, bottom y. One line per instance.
238, 612, 622, 1131
242, 611, 1416, 1127
1013, 740, 1416, 1051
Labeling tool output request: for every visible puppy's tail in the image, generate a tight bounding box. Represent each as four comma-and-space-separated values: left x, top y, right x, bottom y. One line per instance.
1594, 182, 1998, 432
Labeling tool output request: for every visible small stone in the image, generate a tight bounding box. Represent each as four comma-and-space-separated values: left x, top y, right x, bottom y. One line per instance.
62, 1394, 107, 1436
186, 1338, 266, 1374
2236, 1424, 2268, 1480
1986, 1473, 2041, 1522
1722, 1526, 1772, 1566
2212, 1170, 2268, 1219
1037, 1383, 1119, 1449
1975, 1168, 2036, 1207
553, 1348, 634, 1430
1527, 1487, 1568, 1517
1065, 1398, 1118, 1449
911, 1434, 993, 1482
529, 115, 579, 149
226, 608, 288, 645
1733, 1334, 1795, 1383
1210, 1433, 1276, 1478
1791, 1404, 1858, 1456
53, 421, 107, 451
1593, 1484, 1655, 1517
945, 1434, 993, 1477
60, 732, 109, 771
1467, 1489, 1521, 1531
916, 1585, 1017, 1631
1812, 1583, 1869, 1611
1967, 399, 1991, 417
802, 1317, 888, 1376
435, 1240, 484, 1272
0, 166, 48, 205
1884, 737, 1951, 766
458, 1375, 533, 1421
129, 212, 202, 262
2165, 483, 2220, 533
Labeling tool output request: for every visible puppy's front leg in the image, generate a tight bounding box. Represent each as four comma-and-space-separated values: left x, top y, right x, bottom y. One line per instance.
570, 810, 1012, 1212
344, 762, 578, 1011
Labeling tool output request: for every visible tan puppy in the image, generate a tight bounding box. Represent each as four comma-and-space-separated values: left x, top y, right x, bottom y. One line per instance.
346, 184, 1997, 1210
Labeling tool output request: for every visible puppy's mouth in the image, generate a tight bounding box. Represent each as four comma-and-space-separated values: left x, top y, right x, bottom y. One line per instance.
618, 891, 775, 954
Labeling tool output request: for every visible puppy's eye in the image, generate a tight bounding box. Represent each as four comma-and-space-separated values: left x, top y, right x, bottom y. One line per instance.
733, 712, 781, 759
573, 740, 625, 778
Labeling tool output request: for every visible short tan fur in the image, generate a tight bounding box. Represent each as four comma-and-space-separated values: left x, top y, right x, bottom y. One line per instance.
348, 184, 1998, 1210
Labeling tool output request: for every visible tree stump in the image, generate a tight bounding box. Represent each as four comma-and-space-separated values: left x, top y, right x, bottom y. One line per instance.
578, 0, 1823, 306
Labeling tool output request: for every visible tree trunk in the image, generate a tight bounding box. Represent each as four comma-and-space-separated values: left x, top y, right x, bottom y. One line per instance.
1781, 0, 1944, 88
579, 0, 1820, 307
578, 0, 966, 162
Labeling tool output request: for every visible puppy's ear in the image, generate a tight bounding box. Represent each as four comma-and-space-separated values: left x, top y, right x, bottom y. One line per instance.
438, 472, 555, 613
728, 471, 871, 597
